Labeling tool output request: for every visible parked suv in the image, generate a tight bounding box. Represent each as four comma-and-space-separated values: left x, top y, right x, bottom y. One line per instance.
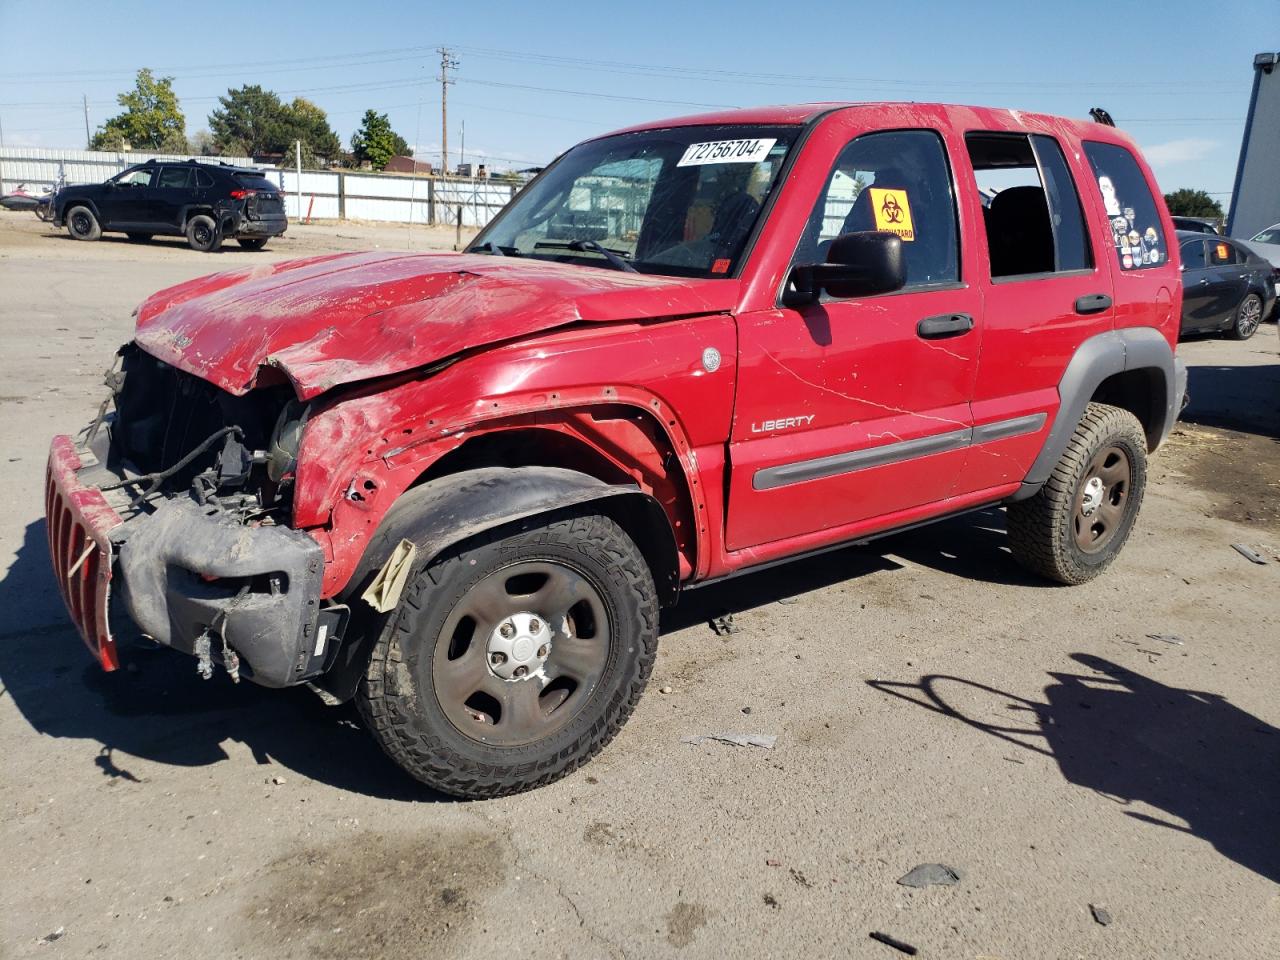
45, 103, 1185, 797
52, 159, 287, 252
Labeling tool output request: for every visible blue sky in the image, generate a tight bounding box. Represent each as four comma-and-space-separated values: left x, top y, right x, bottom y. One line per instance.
0, 0, 1273, 204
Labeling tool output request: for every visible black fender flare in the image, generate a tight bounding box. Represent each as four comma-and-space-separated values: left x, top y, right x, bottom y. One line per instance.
1013, 327, 1186, 500
59, 197, 101, 225
320, 466, 679, 701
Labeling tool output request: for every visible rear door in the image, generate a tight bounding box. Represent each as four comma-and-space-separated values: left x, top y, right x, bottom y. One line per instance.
956, 129, 1111, 494
726, 125, 982, 551
1204, 238, 1250, 322
152, 165, 193, 229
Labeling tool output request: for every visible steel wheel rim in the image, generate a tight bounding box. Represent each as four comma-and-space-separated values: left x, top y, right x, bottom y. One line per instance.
71, 212, 90, 235
1240, 296, 1261, 336
432, 559, 612, 747
193, 223, 211, 245
1073, 445, 1131, 554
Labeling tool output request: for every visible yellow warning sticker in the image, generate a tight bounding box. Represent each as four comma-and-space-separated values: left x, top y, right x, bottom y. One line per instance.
869, 187, 915, 241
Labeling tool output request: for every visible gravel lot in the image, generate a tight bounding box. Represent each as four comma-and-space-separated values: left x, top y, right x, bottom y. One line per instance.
1, 209, 1277, 960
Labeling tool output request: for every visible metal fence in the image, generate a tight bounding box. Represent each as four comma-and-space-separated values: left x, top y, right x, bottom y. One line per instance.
0, 146, 520, 228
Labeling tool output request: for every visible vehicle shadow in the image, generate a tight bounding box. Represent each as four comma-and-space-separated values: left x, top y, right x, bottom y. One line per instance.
0, 518, 440, 802
867, 654, 1280, 883
1181, 361, 1280, 440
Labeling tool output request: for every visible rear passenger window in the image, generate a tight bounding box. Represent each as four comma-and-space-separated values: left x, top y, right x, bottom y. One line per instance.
194, 169, 214, 188
966, 133, 1093, 279
1180, 239, 1206, 269
1208, 240, 1236, 266
1082, 141, 1167, 271
792, 129, 959, 287
157, 167, 191, 189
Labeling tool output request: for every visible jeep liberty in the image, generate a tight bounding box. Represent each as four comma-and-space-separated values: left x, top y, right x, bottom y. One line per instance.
45, 103, 1186, 797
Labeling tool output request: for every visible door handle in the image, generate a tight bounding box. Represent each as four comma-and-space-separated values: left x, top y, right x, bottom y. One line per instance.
917, 313, 974, 339
1074, 293, 1112, 314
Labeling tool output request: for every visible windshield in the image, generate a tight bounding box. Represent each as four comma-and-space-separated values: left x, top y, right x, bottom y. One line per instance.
471, 125, 797, 277
1251, 227, 1280, 244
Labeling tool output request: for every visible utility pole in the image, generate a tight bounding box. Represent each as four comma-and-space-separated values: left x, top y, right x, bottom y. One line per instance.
82, 95, 91, 148
437, 47, 459, 176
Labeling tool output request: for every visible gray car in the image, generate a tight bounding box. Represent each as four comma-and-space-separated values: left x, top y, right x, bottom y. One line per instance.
1177, 231, 1276, 340
1240, 222, 1280, 268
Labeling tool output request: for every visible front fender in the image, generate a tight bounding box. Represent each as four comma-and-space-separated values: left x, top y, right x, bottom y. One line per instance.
320, 465, 678, 701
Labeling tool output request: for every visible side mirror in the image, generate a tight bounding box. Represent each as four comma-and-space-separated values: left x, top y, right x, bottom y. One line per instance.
786, 231, 906, 304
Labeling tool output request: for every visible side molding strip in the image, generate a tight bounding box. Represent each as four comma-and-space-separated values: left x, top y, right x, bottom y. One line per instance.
752, 413, 1047, 492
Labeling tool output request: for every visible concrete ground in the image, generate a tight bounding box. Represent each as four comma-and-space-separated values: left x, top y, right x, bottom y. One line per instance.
1, 209, 1277, 960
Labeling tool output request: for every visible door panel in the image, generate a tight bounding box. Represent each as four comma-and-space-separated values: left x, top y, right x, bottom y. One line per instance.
152, 166, 193, 228
726, 127, 981, 552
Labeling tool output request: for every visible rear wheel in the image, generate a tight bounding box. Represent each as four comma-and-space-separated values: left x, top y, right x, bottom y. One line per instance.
237, 237, 269, 251
1228, 293, 1262, 340
357, 510, 658, 798
125, 232, 152, 243
185, 214, 221, 252
65, 205, 100, 242
1007, 403, 1147, 585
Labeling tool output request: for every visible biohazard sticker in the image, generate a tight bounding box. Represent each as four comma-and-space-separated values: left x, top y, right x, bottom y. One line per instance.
869, 188, 915, 241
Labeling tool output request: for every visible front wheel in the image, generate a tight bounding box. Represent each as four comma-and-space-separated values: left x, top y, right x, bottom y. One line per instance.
1228, 293, 1262, 341
65, 205, 101, 241
1007, 403, 1147, 585
185, 214, 221, 252
357, 510, 658, 798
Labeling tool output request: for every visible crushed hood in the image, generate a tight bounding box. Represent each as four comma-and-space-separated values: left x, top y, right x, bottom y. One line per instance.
133, 251, 738, 399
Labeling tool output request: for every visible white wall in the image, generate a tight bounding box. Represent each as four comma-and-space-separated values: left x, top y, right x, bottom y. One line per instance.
0, 146, 520, 228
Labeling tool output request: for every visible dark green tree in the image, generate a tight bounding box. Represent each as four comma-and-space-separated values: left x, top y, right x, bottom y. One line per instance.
90, 68, 188, 153
1164, 188, 1223, 219
350, 110, 411, 170
208, 86, 342, 165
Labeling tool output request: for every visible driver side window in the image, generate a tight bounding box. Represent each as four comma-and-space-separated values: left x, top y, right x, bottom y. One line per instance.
116, 169, 154, 187
793, 129, 960, 287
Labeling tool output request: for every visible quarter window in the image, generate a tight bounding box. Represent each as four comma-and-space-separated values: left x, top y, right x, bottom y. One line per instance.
1083, 141, 1167, 271
966, 133, 1093, 278
194, 169, 215, 188
793, 129, 960, 287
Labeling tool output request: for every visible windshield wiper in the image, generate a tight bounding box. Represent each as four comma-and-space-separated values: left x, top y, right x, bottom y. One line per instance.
468, 242, 521, 257
534, 238, 637, 273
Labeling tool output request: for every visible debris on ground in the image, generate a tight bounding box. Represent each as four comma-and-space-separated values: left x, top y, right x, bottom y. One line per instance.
659, 686, 673, 695
741, 706, 752, 715
1146, 633, 1184, 645
40, 927, 65, 943
763, 893, 780, 909
710, 613, 740, 636
777, 596, 800, 605
766, 858, 781, 867
1090, 904, 1113, 926
897, 863, 962, 887
681, 733, 777, 749
869, 931, 918, 955
1230, 543, 1267, 564
271, 776, 286, 785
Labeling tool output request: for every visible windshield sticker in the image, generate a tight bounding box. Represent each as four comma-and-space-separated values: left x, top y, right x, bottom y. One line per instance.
1098, 176, 1121, 216
869, 188, 915, 241
677, 138, 777, 167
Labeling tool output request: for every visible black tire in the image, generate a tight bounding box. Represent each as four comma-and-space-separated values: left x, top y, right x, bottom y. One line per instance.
125, 232, 152, 243
237, 237, 269, 251
357, 510, 658, 798
1227, 293, 1263, 341
1007, 402, 1147, 585
65, 205, 101, 242
185, 214, 221, 252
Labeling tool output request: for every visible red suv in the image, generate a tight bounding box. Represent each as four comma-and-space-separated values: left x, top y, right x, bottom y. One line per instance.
45, 103, 1185, 797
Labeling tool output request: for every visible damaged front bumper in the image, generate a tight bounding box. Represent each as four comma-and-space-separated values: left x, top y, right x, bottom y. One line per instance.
46, 434, 344, 687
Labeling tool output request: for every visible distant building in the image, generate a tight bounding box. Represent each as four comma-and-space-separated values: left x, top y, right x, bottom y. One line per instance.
1228, 52, 1280, 240
384, 155, 433, 175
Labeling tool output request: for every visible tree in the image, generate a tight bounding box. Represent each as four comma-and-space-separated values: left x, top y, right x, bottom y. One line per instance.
208, 86, 342, 165
350, 110, 411, 170
1164, 188, 1223, 219
90, 68, 187, 153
